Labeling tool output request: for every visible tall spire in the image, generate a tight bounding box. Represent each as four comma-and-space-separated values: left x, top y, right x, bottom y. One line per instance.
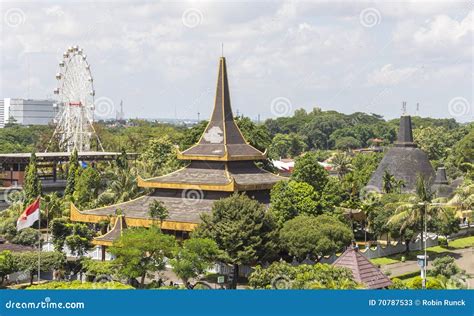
179, 57, 265, 161
395, 115, 416, 147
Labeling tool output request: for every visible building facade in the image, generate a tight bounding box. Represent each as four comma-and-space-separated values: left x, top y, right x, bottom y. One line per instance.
0, 98, 56, 127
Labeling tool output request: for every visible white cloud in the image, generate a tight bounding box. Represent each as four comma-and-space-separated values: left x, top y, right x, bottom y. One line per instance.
0, 1, 471, 121
367, 64, 420, 86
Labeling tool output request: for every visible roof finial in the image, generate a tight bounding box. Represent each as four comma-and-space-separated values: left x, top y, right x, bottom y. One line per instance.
402, 101, 407, 115
221, 43, 224, 57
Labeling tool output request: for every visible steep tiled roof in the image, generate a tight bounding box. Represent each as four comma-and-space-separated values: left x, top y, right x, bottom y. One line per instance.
180, 57, 265, 161
333, 247, 392, 289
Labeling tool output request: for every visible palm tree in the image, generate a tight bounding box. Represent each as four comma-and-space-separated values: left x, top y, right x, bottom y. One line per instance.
331, 152, 353, 179
382, 170, 395, 193
387, 175, 454, 252
97, 167, 143, 206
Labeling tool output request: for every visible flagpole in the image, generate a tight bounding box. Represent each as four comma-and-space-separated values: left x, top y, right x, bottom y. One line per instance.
37, 198, 41, 284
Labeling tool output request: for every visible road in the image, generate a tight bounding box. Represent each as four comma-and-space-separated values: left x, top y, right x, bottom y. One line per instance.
383, 247, 474, 288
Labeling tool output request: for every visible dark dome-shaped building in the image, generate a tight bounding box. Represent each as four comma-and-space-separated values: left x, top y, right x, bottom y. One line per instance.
368, 115, 435, 193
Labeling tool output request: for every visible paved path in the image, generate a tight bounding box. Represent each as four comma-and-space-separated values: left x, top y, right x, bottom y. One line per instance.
383, 247, 474, 288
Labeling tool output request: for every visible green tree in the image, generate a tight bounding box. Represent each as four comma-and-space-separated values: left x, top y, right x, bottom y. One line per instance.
23, 152, 42, 203
279, 215, 353, 262
0, 251, 16, 285
50, 218, 70, 252
73, 166, 101, 208
235, 116, 272, 152
97, 167, 142, 206
387, 175, 455, 252
382, 170, 396, 193
269, 180, 320, 225
269, 133, 307, 159
291, 152, 329, 192
335, 136, 361, 151
42, 193, 64, 222
65, 149, 79, 197
82, 257, 115, 281
429, 256, 463, 279
149, 200, 168, 226
109, 227, 176, 288
170, 238, 219, 284
331, 152, 353, 179
116, 147, 129, 170
139, 136, 181, 177
14, 251, 65, 285
65, 223, 94, 257
11, 228, 39, 246
451, 127, 474, 173
194, 194, 278, 289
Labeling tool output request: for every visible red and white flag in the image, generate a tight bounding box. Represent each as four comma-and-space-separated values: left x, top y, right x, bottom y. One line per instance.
16, 198, 40, 231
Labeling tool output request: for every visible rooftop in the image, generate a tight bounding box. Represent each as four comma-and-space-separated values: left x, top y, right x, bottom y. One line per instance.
333, 247, 392, 289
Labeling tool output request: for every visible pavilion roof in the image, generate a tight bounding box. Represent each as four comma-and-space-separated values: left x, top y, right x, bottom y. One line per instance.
138, 161, 283, 191
71, 189, 272, 231
333, 247, 392, 289
179, 58, 266, 161
93, 215, 126, 246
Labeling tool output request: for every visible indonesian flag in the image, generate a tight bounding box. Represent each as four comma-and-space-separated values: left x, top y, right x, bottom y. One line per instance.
16, 199, 40, 231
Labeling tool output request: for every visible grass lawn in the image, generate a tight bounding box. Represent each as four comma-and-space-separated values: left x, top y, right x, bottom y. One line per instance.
426, 235, 474, 254
370, 235, 474, 267
370, 257, 401, 266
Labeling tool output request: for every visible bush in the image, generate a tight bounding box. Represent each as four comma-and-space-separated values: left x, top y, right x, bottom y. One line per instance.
406, 276, 444, 289
429, 256, 462, 278
438, 237, 448, 247
26, 280, 132, 289
389, 278, 408, 289
248, 261, 359, 289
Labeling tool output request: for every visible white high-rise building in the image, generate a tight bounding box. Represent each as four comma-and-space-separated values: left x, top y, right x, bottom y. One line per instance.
0, 98, 56, 128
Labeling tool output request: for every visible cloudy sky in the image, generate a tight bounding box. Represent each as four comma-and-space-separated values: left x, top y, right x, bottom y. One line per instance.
0, 0, 472, 122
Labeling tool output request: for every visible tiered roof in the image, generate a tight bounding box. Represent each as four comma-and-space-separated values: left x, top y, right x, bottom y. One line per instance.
177, 57, 266, 161
71, 57, 283, 233
139, 57, 282, 191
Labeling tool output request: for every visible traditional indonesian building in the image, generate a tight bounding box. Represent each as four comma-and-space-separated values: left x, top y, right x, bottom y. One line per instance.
71, 57, 284, 252
368, 115, 435, 193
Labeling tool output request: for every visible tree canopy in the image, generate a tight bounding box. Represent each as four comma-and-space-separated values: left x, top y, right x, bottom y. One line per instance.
279, 215, 353, 261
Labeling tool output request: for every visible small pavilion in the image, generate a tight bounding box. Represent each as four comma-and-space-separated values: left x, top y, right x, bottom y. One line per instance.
332, 246, 392, 289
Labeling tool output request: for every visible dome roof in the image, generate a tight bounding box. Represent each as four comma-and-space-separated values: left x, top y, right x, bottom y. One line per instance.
368, 115, 434, 193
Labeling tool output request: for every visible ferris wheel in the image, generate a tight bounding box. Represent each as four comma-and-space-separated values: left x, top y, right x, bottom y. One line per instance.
50, 45, 103, 152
